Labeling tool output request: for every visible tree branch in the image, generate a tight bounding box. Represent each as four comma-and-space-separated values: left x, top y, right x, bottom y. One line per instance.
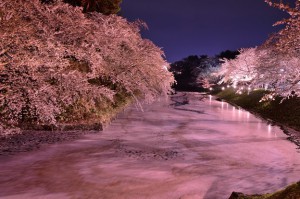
0, 62, 8, 68
0, 49, 7, 56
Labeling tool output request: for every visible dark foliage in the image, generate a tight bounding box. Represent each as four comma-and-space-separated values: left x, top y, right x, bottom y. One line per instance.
170, 55, 203, 92
63, 0, 122, 15
217, 50, 240, 60
170, 55, 220, 92
40, 0, 55, 4
170, 50, 239, 92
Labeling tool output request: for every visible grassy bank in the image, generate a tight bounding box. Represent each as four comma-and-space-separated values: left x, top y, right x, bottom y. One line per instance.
229, 181, 300, 199
216, 88, 300, 132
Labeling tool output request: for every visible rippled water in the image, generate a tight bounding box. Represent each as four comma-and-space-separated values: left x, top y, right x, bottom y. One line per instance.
0, 92, 299, 199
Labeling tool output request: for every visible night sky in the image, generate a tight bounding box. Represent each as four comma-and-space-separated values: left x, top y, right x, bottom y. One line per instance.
121, 0, 294, 63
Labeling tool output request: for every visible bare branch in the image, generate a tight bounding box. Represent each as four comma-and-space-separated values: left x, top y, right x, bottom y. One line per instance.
0, 62, 8, 68
0, 49, 7, 56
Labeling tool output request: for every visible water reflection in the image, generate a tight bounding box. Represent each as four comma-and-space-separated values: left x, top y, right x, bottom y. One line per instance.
257, 121, 262, 130
268, 124, 272, 134
204, 95, 284, 138
227, 105, 250, 122
232, 106, 236, 119
238, 108, 242, 118
215, 99, 279, 138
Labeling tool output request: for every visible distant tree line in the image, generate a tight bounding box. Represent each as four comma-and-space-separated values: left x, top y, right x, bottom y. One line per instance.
170, 50, 239, 91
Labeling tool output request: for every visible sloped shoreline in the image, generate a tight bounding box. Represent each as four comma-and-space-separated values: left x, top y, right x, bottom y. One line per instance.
0, 130, 99, 156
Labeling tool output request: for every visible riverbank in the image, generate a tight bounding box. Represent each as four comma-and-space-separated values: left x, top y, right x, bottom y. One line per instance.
229, 181, 300, 199
0, 130, 100, 156
0, 96, 130, 156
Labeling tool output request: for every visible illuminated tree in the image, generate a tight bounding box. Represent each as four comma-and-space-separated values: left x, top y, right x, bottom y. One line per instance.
219, 0, 300, 99
0, 0, 174, 134
219, 48, 259, 88
264, 0, 300, 57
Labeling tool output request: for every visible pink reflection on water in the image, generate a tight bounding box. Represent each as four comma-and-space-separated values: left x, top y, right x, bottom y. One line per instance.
209, 95, 212, 105
268, 124, 272, 133
238, 108, 242, 118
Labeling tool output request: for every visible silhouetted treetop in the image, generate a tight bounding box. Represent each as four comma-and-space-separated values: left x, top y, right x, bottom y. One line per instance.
170, 54, 223, 91
63, 0, 122, 15
217, 50, 240, 60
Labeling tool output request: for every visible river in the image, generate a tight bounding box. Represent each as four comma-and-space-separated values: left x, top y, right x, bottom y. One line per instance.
0, 92, 299, 199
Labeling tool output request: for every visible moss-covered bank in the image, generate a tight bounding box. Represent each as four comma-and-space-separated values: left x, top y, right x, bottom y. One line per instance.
229, 182, 300, 199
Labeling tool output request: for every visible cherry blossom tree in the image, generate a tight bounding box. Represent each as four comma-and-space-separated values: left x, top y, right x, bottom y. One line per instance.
219, 48, 259, 88
0, 0, 174, 135
218, 0, 300, 99
264, 0, 300, 57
